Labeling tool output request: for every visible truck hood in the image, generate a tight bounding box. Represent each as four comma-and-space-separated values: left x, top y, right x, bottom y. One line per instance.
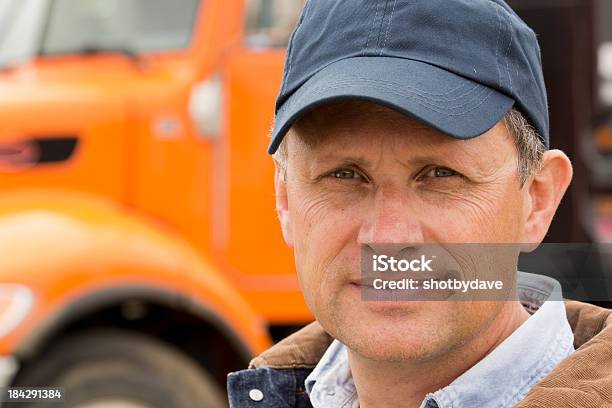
0, 54, 199, 205
0, 59, 135, 202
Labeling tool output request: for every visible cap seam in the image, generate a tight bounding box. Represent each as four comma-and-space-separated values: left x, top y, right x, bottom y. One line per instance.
284, 76, 491, 113
380, 0, 398, 56
374, 0, 392, 55
280, 0, 311, 98
492, 1, 504, 90
303, 80, 496, 117
362, 1, 383, 55
312, 76, 483, 103
288, 79, 487, 109
502, 8, 515, 93
490, 0, 517, 94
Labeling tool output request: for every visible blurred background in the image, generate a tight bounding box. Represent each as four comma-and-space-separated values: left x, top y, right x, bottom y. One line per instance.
0, 0, 610, 407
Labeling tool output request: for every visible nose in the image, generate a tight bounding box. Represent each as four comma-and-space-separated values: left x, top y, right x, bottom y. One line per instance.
357, 184, 425, 246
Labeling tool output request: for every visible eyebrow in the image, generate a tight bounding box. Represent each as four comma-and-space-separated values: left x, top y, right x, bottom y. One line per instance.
308, 150, 468, 171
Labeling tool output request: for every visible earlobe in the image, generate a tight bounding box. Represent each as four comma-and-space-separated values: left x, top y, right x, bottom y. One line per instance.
274, 162, 294, 247
521, 150, 573, 244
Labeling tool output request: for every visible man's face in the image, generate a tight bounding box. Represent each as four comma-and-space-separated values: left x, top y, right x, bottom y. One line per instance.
278, 101, 531, 362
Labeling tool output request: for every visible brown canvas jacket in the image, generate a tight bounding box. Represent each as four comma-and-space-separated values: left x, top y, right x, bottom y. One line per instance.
247, 300, 612, 407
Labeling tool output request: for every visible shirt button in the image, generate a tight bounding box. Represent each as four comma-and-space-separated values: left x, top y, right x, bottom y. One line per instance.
249, 388, 264, 402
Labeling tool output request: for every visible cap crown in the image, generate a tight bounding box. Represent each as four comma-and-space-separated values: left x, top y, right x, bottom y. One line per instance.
278, 0, 549, 145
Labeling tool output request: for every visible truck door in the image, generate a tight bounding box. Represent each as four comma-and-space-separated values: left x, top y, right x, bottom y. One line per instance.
215, 0, 311, 323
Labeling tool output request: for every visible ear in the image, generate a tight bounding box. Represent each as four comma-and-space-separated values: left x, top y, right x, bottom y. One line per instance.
520, 149, 573, 245
274, 160, 294, 247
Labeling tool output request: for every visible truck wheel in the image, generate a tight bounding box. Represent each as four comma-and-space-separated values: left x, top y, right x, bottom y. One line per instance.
9, 329, 227, 408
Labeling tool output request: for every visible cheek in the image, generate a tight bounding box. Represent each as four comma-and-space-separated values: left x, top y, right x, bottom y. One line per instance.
473, 184, 525, 241
420, 184, 524, 242
288, 188, 362, 308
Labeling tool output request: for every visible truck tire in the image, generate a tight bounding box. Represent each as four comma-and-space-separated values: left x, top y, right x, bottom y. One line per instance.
9, 329, 227, 408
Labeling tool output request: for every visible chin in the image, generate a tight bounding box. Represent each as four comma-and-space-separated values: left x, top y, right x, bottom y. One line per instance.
340, 321, 443, 362
326, 301, 459, 363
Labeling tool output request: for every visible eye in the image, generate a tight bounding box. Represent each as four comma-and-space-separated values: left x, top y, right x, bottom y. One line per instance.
433, 167, 457, 177
330, 168, 362, 180
423, 166, 458, 178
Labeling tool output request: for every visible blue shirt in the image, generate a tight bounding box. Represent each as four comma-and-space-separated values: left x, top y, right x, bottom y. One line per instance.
305, 272, 575, 408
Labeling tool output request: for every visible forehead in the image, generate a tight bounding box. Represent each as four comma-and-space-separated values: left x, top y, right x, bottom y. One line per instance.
286, 100, 512, 158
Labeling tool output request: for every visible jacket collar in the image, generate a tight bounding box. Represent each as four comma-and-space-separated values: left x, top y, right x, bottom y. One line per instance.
249, 320, 332, 369
515, 300, 612, 407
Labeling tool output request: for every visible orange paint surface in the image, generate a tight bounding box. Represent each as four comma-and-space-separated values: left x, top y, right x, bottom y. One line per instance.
0, 0, 312, 361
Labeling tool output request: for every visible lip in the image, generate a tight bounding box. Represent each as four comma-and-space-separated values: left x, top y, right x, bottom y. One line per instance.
350, 269, 462, 286
348, 282, 456, 302
347, 283, 441, 311
348, 272, 459, 302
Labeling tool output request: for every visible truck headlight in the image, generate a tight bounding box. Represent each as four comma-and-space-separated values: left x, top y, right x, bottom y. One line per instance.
189, 74, 223, 139
0, 284, 34, 338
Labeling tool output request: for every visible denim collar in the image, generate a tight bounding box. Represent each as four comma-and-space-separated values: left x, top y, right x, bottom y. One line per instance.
305, 272, 575, 408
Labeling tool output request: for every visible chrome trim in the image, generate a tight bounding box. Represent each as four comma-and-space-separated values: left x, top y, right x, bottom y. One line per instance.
0, 285, 34, 338
0, 355, 18, 387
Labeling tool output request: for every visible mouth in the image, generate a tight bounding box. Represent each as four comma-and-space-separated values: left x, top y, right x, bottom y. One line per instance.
350, 269, 461, 287
349, 270, 463, 302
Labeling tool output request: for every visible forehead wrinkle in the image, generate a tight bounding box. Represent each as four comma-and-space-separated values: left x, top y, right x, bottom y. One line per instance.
291, 125, 397, 174
387, 120, 517, 178
291, 116, 462, 173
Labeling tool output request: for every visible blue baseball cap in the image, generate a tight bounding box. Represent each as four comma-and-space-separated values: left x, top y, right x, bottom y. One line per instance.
268, 0, 549, 154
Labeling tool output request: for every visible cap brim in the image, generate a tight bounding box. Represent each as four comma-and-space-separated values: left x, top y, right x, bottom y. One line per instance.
268, 56, 514, 154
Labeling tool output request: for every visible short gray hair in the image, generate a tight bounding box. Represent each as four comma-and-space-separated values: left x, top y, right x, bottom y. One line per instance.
273, 107, 545, 185
502, 108, 546, 184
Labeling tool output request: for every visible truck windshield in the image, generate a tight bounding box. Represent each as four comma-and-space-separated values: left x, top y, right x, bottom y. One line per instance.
0, 0, 47, 68
0, 0, 200, 68
42, 0, 200, 55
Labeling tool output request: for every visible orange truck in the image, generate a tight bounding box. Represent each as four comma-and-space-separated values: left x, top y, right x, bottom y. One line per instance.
0, 0, 309, 406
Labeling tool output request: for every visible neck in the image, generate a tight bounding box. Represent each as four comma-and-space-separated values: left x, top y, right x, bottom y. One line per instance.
348, 301, 530, 408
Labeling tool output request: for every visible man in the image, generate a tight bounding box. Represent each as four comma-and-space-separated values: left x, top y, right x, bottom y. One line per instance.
228, 0, 612, 407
